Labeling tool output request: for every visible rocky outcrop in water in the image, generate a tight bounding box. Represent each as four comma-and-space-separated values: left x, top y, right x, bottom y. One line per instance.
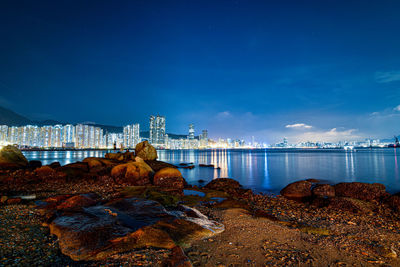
135, 141, 158, 160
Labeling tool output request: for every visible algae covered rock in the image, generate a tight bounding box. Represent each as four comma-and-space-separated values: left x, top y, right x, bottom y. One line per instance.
111, 162, 154, 185
0, 145, 28, 169
135, 141, 157, 160
204, 178, 241, 191
334, 182, 389, 202
153, 167, 185, 189
48, 197, 224, 261
312, 184, 335, 198
280, 180, 312, 201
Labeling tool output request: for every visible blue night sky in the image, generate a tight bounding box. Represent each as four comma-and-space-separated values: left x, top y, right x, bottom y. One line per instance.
1, 0, 400, 143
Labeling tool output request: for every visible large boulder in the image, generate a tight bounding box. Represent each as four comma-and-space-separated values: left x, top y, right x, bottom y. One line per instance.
82, 157, 103, 170
135, 141, 157, 161
0, 145, 28, 169
280, 180, 312, 200
105, 152, 124, 161
47, 197, 224, 261
204, 178, 241, 191
312, 184, 335, 198
35, 166, 57, 178
153, 167, 185, 189
334, 182, 389, 202
111, 162, 154, 185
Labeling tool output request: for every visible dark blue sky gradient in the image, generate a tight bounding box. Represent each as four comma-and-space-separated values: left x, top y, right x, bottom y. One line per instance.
1, 0, 400, 142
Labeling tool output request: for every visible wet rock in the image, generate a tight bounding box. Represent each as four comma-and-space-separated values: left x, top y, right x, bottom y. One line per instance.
0, 145, 28, 169
312, 184, 335, 198
56, 194, 97, 211
123, 151, 135, 161
105, 152, 124, 161
6, 197, 22, 205
49, 162, 61, 169
82, 157, 103, 170
28, 160, 42, 169
334, 182, 389, 202
135, 141, 157, 161
0, 195, 8, 203
48, 197, 224, 261
111, 162, 154, 185
145, 160, 177, 172
204, 178, 241, 191
280, 180, 312, 201
57, 162, 89, 179
199, 164, 214, 168
162, 246, 193, 267
153, 168, 185, 190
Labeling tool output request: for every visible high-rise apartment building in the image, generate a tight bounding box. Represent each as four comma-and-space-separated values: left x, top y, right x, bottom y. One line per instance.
188, 124, 195, 140
149, 115, 165, 146
63, 124, 75, 145
123, 124, 140, 148
0, 125, 8, 144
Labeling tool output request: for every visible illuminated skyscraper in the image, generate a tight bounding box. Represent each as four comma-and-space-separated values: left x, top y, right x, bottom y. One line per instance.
0, 125, 8, 144
63, 124, 75, 145
123, 124, 140, 148
51, 125, 63, 147
188, 124, 195, 140
149, 115, 166, 146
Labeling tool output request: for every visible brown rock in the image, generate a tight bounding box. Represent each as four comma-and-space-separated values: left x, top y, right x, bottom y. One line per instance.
6, 197, 22, 205
162, 246, 193, 267
153, 167, 185, 189
49, 162, 61, 169
48, 197, 223, 261
0, 145, 28, 169
204, 178, 241, 191
125, 162, 154, 185
35, 166, 57, 178
105, 152, 124, 161
334, 182, 389, 202
145, 160, 177, 172
135, 141, 158, 160
312, 184, 335, 198
280, 180, 312, 200
82, 157, 103, 170
111, 162, 154, 185
56, 194, 97, 211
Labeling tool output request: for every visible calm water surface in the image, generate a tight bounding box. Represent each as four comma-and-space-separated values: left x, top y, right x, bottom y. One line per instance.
23, 148, 400, 193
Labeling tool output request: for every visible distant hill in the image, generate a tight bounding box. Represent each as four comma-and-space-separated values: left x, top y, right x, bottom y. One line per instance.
0, 106, 33, 126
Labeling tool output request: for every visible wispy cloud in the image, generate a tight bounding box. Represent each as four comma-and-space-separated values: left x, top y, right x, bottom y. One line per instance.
291, 128, 361, 143
375, 71, 400, 83
285, 123, 313, 129
394, 105, 400, 112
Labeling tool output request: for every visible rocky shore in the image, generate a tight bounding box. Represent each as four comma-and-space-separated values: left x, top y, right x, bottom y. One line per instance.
1, 143, 400, 266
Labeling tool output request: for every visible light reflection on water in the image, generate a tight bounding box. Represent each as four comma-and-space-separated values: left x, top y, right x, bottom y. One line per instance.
22, 148, 400, 193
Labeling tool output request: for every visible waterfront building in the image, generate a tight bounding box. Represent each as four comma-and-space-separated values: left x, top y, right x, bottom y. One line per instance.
63, 124, 75, 147
0, 125, 8, 144
123, 124, 140, 148
51, 125, 63, 147
149, 115, 166, 146
40, 126, 52, 147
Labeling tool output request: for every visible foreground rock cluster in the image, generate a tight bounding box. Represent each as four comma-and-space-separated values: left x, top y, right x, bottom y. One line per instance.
1, 144, 400, 266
